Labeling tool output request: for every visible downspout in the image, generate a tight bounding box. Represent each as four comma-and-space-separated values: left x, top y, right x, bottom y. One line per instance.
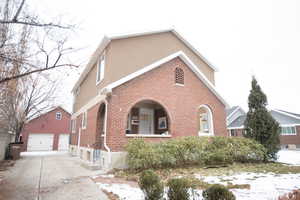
103, 99, 111, 167
77, 128, 81, 156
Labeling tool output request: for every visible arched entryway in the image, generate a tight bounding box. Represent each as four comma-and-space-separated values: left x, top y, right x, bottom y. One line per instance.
198, 105, 214, 136
126, 100, 170, 136
95, 103, 106, 149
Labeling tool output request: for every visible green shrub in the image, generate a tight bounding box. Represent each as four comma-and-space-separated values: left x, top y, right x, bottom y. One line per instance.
138, 169, 164, 200
167, 178, 192, 200
202, 184, 236, 200
126, 136, 267, 170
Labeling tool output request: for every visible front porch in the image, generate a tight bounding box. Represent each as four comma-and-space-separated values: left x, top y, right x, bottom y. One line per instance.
126, 100, 170, 137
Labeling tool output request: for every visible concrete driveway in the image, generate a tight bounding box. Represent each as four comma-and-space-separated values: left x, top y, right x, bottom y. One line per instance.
0, 152, 108, 200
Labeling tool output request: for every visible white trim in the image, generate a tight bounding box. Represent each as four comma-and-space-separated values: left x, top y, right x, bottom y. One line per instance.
72, 94, 106, 119
227, 126, 245, 130
71, 119, 76, 133
280, 124, 300, 127
126, 134, 171, 138
273, 109, 300, 120
71, 28, 218, 92
101, 51, 229, 107
198, 104, 214, 136
226, 106, 242, 120
175, 83, 184, 87
96, 52, 105, 85
55, 112, 62, 120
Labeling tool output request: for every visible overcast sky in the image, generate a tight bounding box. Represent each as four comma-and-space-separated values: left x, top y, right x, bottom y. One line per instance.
29, 0, 300, 113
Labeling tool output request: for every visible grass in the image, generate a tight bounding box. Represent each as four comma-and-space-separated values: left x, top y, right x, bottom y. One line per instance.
113, 162, 300, 183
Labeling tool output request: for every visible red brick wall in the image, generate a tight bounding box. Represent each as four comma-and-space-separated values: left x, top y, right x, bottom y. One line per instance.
227, 129, 244, 137
104, 58, 227, 151
21, 107, 71, 151
279, 126, 300, 146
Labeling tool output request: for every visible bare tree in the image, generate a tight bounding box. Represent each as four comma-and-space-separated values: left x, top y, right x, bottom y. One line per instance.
0, 0, 78, 84
0, 76, 58, 142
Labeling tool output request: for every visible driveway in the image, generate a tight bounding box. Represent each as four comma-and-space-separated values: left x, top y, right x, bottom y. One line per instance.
0, 152, 108, 200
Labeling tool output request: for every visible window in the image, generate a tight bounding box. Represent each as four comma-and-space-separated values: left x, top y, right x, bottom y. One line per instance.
198, 105, 214, 135
281, 126, 296, 135
230, 129, 236, 137
82, 111, 87, 129
74, 87, 80, 96
175, 67, 184, 85
56, 112, 62, 120
96, 53, 105, 84
71, 119, 76, 133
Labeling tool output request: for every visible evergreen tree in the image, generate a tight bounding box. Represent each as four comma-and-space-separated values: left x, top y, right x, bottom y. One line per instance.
244, 77, 280, 160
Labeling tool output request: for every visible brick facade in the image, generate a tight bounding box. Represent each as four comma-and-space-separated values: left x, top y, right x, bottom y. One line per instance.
21, 107, 71, 151
279, 126, 300, 147
72, 58, 227, 152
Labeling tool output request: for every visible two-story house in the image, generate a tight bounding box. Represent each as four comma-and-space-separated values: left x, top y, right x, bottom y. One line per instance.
70, 29, 229, 169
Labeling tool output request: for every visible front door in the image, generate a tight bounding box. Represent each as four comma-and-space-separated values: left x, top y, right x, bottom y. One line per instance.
139, 108, 154, 135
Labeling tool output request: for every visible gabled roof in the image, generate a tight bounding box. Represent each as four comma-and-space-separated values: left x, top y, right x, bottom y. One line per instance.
100, 51, 229, 108
72, 28, 218, 92
227, 115, 246, 129
271, 110, 300, 124
276, 109, 300, 119
226, 106, 239, 117
26, 106, 70, 123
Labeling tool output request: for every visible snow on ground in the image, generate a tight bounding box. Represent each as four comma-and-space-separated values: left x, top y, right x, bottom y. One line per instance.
97, 183, 145, 200
277, 150, 300, 165
21, 151, 68, 156
197, 172, 300, 200
97, 172, 300, 200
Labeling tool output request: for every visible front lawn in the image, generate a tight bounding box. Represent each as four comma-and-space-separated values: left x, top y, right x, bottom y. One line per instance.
93, 162, 300, 200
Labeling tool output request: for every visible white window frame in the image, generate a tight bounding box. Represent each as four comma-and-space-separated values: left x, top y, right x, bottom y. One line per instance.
280, 126, 297, 136
56, 112, 62, 120
71, 119, 76, 133
96, 53, 105, 85
82, 111, 87, 129
198, 105, 214, 136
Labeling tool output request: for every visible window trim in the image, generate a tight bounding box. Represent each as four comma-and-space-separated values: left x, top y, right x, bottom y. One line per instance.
198, 104, 214, 136
82, 111, 87, 129
56, 112, 62, 120
71, 119, 76, 133
96, 52, 105, 85
280, 126, 297, 136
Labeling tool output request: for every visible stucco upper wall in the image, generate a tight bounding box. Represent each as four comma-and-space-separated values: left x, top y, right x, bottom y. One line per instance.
74, 32, 215, 112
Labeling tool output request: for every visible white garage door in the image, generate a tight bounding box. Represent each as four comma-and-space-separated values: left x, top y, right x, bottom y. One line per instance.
58, 134, 69, 151
27, 134, 54, 151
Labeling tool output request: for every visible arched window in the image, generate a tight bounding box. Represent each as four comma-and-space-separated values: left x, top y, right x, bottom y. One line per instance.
198, 105, 214, 135
175, 67, 184, 85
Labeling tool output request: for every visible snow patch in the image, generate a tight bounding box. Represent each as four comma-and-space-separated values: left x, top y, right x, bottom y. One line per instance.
277, 150, 300, 165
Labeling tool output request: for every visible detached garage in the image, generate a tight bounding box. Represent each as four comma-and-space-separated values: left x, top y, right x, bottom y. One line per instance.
27, 134, 54, 151
20, 107, 71, 152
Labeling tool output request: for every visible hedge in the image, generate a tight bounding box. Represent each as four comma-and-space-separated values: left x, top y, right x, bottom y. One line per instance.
125, 136, 267, 170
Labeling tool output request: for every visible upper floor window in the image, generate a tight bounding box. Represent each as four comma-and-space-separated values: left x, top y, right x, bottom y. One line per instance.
281, 126, 296, 135
82, 111, 87, 129
96, 53, 105, 84
56, 112, 62, 120
71, 119, 76, 133
175, 67, 184, 85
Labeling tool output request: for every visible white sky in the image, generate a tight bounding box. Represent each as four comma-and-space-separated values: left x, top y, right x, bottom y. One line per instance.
29, 0, 300, 113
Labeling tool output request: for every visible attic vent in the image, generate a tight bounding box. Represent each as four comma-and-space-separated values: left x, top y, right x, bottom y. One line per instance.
175, 67, 184, 85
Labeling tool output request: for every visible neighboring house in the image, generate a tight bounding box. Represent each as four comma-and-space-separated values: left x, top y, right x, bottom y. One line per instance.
70, 28, 229, 169
21, 107, 71, 152
226, 107, 300, 149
